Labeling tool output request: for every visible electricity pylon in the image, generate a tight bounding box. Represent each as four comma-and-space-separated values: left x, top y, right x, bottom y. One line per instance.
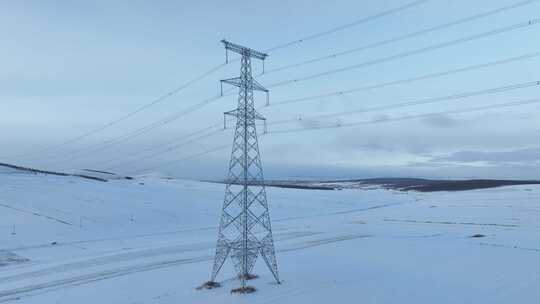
209, 40, 280, 291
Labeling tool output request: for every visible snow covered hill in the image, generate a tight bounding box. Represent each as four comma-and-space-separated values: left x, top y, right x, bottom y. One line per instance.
0, 169, 539, 303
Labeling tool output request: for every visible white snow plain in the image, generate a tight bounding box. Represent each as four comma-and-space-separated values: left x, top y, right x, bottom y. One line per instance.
0, 170, 539, 303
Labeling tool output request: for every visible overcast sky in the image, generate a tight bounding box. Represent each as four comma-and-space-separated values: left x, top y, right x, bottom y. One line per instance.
1, 0, 539, 180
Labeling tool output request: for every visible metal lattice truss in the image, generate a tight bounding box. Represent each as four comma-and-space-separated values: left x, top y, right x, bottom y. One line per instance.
210, 40, 280, 288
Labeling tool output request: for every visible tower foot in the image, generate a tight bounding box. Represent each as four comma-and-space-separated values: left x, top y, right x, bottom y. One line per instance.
238, 273, 258, 280
196, 281, 221, 290
231, 286, 257, 294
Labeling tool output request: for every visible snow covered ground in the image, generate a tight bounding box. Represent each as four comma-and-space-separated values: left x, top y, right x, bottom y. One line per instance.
0, 170, 539, 303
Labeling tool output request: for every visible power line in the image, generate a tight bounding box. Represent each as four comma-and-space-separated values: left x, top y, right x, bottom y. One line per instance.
266, 18, 540, 89
94, 9, 540, 174
267, 97, 540, 134
45, 92, 230, 167
267, 80, 540, 126
131, 97, 540, 172
98, 64, 226, 127
222, 1, 429, 61
4, 63, 227, 160
89, 122, 224, 169
263, 0, 539, 74
130, 79, 540, 172
3, 1, 432, 170
55, 44, 536, 162
78, 52, 540, 170
40, 1, 428, 166
264, 0, 430, 52
21, 6, 540, 171
98, 62, 540, 171
1, 1, 460, 164
63, 4, 464, 165
264, 51, 540, 107
106, 127, 225, 171
129, 144, 230, 175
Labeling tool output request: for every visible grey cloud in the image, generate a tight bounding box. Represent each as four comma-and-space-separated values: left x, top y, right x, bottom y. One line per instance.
297, 118, 339, 129
370, 113, 391, 122
433, 148, 540, 164
420, 114, 460, 128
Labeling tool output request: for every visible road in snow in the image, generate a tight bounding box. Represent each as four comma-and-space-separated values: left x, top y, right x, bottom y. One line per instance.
0, 170, 538, 303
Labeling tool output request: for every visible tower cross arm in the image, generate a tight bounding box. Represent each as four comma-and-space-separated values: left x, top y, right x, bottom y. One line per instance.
221, 77, 268, 92
224, 109, 266, 121
221, 39, 268, 60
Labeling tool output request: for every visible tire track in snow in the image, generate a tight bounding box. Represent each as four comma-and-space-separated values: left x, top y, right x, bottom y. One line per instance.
280, 234, 370, 252
0, 231, 317, 285
476, 242, 540, 252
275, 202, 401, 222
0, 203, 73, 226
0, 256, 212, 303
4, 225, 217, 252
383, 218, 518, 228
0, 232, 369, 302
6, 202, 398, 252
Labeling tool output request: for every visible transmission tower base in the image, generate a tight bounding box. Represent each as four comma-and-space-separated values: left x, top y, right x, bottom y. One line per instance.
231, 286, 257, 294
196, 281, 221, 290
238, 273, 258, 280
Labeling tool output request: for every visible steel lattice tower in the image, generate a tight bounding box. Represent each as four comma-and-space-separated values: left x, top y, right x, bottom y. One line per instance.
209, 40, 280, 290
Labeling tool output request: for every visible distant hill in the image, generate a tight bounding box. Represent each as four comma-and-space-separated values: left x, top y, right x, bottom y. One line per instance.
356, 178, 540, 192
216, 177, 540, 192
0, 163, 132, 182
